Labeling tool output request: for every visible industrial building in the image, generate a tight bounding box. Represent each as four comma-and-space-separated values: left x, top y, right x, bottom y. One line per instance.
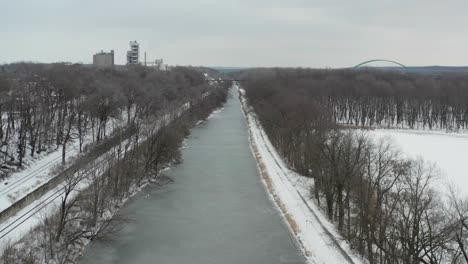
93, 50, 114, 68
143, 58, 167, 70
127, 41, 139, 64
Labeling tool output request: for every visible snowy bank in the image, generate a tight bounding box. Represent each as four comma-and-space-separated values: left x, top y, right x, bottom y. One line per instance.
0, 91, 227, 263
0, 105, 187, 245
238, 86, 363, 264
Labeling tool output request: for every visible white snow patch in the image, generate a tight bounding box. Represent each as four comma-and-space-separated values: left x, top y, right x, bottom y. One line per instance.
207, 107, 224, 119
366, 129, 468, 197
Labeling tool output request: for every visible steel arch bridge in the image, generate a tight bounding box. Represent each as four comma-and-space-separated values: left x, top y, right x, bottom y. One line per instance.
354, 59, 407, 68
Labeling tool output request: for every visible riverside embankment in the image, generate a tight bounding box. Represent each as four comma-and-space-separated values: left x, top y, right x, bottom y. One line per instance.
79, 88, 305, 264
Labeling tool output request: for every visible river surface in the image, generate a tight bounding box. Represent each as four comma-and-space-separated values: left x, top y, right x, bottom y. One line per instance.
80, 89, 306, 264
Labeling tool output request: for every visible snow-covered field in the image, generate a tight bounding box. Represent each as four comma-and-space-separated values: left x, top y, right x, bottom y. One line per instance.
238, 86, 362, 264
366, 129, 468, 196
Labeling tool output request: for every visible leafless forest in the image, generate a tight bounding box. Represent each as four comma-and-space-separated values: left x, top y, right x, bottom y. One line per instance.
0, 63, 229, 263
242, 68, 468, 130
0, 64, 222, 177
240, 68, 468, 264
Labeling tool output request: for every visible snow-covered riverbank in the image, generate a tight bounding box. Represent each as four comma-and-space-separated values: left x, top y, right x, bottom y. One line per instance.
0, 105, 187, 245
0, 90, 228, 263
238, 85, 362, 264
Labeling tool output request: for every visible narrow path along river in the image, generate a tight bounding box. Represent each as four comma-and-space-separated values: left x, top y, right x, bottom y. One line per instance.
80, 89, 306, 264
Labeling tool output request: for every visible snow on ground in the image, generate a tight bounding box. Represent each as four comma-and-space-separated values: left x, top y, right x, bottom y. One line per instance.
0, 176, 86, 243
0, 128, 144, 244
237, 83, 468, 263
0, 142, 79, 211
0, 101, 204, 247
238, 86, 362, 264
366, 129, 468, 196
0, 112, 129, 212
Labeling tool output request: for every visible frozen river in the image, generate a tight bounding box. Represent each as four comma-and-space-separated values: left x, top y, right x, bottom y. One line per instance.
79, 89, 305, 264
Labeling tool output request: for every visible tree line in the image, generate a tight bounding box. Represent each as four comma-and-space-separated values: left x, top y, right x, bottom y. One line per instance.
240, 68, 468, 264
1, 67, 229, 263
0, 63, 217, 179
240, 68, 468, 130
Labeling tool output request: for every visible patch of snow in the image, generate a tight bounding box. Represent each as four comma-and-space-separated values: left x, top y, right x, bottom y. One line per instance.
207, 107, 224, 119
366, 129, 468, 197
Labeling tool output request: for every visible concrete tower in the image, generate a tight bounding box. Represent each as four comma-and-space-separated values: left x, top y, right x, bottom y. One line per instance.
126, 41, 139, 64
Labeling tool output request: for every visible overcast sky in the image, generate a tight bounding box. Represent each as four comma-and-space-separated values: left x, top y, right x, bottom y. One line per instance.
2, 0, 468, 67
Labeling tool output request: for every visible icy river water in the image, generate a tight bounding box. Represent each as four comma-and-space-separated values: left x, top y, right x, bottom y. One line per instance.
80, 90, 305, 264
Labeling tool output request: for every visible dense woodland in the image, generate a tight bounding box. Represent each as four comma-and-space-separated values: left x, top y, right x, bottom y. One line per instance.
241, 68, 468, 130
240, 68, 468, 264
0, 63, 218, 178
0, 63, 229, 263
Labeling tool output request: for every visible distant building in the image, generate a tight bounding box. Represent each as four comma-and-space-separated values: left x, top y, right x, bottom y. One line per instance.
142, 58, 167, 71
127, 41, 139, 65
154, 59, 166, 71
93, 50, 114, 68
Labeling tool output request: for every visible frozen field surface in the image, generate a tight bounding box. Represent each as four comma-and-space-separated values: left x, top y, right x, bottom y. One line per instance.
367, 129, 468, 196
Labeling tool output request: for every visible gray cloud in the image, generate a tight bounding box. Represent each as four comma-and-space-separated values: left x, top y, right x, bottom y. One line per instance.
1, 0, 467, 67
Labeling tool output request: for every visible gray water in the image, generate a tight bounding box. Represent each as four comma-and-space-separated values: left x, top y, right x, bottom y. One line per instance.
80, 90, 306, 264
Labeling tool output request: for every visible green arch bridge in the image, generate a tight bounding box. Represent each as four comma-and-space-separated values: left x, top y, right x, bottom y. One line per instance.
354, 59, 407, 68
